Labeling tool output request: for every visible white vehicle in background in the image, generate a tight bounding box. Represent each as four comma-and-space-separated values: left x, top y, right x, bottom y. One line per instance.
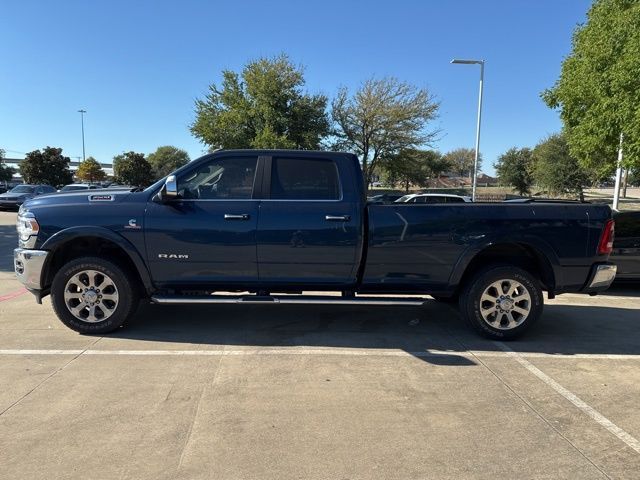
57, 184, 103, 193
395, 193, 473, 204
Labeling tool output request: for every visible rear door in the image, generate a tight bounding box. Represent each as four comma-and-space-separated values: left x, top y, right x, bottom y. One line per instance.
256, 154, 361, 286
145, 154, 260, 286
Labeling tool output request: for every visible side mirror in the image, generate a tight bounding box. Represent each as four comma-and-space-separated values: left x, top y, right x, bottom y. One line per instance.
158, 175, 178, 202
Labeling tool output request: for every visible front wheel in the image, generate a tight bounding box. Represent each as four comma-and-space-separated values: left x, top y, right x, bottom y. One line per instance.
51, 256, 139, 334
459, 265, 543, 340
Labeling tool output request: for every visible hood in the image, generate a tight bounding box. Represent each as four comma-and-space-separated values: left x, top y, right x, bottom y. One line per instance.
22, 188, 136, 210
0, 192, 31, 200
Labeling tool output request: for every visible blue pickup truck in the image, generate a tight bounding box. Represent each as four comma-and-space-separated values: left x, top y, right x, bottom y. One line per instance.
14, 150, 617, 339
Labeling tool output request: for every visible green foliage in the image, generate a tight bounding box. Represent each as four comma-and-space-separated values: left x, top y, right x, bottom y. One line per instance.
76, 157, 106, 183
331, 77, 439, 186
542, 0, 640, 172
385, 149, 448, 192
20, 147, 73, 187
532, 134, 589, 200
147, 146, 190, 178
443, 148, 482, 177
191, 54, 329, 150
494, 147, 534, 195
0, 149, 15, 183
113, 151, 153, 187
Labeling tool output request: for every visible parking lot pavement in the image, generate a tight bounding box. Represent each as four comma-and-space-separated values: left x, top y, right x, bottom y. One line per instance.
1, 211, 640, 479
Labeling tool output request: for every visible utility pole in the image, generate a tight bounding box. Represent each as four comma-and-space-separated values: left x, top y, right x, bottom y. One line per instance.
451, 59, 485, 201
612, 132, 623, 211
78, 109, 86, 162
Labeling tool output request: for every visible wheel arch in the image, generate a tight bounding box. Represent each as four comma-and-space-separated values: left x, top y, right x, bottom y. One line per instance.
41, 227, 153, 295
450, 239, 559, 297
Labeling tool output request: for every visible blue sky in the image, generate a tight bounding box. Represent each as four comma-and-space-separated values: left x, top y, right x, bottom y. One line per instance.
1, 0, 591, 175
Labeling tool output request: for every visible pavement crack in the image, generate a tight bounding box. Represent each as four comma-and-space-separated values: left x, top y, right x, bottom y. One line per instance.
0, 336, 102, 418
176, 352, 225, 470
437, 325, 613, 480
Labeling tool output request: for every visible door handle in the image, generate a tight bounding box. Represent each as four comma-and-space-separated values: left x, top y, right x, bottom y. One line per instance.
224, 214, 250, 220
325, 215, 351, 221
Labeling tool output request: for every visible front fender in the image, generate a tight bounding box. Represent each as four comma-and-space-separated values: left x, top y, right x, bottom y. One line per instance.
41, 226, 154, 294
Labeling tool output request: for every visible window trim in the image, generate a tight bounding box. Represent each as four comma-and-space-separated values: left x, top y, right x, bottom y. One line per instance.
262, 156, 343, 202
173, 155, 260, 202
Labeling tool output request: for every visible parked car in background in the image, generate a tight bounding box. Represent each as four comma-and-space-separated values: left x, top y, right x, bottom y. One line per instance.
57, 184, 103, 192
367, 192, 404, 204
395, 193, 472, 204
0, 184, 55, 210
611, 211, 640, 280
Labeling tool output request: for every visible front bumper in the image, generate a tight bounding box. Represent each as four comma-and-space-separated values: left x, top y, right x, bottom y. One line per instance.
582, 263, 617, 293
0, 200, 22, 209
14, 248, 48, 290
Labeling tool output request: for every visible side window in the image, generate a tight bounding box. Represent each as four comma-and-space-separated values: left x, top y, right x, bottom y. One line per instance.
178, 157, 257, 200
446, 197, 464, 203
270, 158, 340, 200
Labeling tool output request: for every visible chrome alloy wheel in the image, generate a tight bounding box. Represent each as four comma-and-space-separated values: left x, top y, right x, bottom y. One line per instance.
63, 270, 119, 323
479, 279, 531, 330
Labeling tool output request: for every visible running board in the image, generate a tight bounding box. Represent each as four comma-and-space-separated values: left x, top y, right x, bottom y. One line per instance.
150, 294, 426, 306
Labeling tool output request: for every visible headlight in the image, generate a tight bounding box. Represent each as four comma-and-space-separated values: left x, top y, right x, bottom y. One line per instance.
17, 211, 40, 243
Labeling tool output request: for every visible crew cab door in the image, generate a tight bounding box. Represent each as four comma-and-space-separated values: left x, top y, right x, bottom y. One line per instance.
144, 154, 260, 287
256, 154, 361, 286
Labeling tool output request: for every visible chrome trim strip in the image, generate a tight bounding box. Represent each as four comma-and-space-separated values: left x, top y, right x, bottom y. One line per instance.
151, 295, 426, 306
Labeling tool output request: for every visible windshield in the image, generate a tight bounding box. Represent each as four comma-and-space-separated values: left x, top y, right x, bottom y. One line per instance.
10, 185, 35, 194
60, 185, 88, 191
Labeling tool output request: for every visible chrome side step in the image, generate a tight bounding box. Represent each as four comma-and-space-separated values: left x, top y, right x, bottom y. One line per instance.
150, 294, 426, 306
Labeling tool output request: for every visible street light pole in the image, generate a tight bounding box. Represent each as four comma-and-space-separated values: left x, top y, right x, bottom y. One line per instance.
78, 109, 86, 162
451, 59, 485, 202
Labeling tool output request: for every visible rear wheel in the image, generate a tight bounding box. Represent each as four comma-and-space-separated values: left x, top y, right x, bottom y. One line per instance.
51, 257, 139, 334
459, 265, 543, 340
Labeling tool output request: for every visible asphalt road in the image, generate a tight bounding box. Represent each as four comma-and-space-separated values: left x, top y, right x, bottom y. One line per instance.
1, 211, 639, 479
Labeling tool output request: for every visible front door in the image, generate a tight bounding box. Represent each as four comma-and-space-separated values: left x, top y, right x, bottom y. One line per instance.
145, 154, 260, 287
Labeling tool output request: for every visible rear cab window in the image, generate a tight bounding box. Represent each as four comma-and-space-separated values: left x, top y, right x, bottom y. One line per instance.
270, 157, 341, 200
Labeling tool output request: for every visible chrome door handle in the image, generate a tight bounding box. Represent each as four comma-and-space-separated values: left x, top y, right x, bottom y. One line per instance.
224, 214, 250, 220
325, 215, 351, 221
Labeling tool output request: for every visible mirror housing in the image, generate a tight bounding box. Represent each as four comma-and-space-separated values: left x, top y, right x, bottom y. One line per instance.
158, 175, 178, 202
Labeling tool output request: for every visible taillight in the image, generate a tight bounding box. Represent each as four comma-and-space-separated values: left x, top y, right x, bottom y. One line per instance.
597, 219, 615, 255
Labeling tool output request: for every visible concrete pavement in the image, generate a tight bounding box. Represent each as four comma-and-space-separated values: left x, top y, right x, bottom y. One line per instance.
1, 211, 639, 479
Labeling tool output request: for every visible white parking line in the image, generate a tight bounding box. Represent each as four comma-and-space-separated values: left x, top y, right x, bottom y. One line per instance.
0, 348, 638, 360
495, 341, 640, 455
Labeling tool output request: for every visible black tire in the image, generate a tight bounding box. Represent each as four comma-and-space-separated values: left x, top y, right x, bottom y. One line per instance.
51, 256, 139, 334
458, 265, 543, 340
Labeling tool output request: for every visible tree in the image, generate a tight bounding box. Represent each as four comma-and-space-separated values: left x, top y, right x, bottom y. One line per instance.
20, 147, 73, 187
113, 152, 153, 187
75, 157, 106, 183
331, 77, 439, 187
494, 147, 534, 195
542, 0, 640, 174
443, 148, 482, 178
0, 149, 15, 183
191, 54, 329, 150
532, 134, 589, 201
385, 149, 448, 192
147, 146, 190, 178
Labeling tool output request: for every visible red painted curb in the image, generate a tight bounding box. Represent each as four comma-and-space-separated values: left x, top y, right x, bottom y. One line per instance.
0, 288, 27, 302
